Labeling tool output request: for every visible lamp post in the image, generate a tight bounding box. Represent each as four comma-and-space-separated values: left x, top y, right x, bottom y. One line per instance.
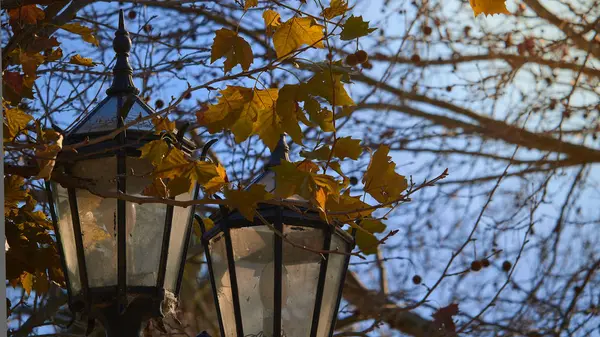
198, 136, 356, 337
45, 10, 199, 336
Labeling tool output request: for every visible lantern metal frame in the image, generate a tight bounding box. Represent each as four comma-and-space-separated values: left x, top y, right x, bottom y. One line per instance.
198, 137, 356, 337
45, 10, 201, 336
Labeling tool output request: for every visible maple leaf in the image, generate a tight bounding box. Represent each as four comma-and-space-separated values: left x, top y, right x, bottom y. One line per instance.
197, 86, 253, 133
4, 176, 29, 216
273, 17, 325, 58
350, 219, 386, 255
276, 84, 310, 144
60, 23, 100, 46
3, 105, 33, 141
301, 145, 331, 161
142, 178, 168, 198
340, 15, 377, 40
224, 185, 273, 220
69, 54, 96, 67
140, 140, 169, 166
333, 137, 362, 160
321, 0, 349, 19
211, 28, 254, 73
306, 67, 355, 107
326, 191, 374, 223
20, 272, 34, 296
35, 130, 63, 180
44, 47, 63, 62
432, 303, 460, 334
362, 145, 408, 203
9, 49, 44, 79
244, 0, 258, 10
151, 115, 175, 133
263, 10, 282, 34
8, 5, 45, 25
469, 0, 510, 16
2, 72, 34, 104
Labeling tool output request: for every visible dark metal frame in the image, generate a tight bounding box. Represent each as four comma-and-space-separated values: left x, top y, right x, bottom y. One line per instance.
199, 203, 355, 337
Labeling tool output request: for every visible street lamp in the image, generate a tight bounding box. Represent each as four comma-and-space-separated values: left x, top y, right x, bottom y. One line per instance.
45, 10, 199, 336
198, 136, 355, 337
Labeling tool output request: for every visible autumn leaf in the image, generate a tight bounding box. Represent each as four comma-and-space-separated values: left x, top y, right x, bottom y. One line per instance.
34, 272, 50, 294
152, 115, 175, 133
322, 0, 349, 19
340, 15, 377, 40
273, 17, 325, 58
211, 28, 254, 73
69, 54, 96, 67
275, 85, 305, 144
8, 5, 45, 25
263, 10, 282, 34
326, 191, 374, 223
142, 178, 168, 198
363, 145, 408, 203
301, 145, 331, 161
3, 105, 33, 141
350, 219, 386, 255
469, 0, 510, 16
60, 23, 100, 46
140, 140, 169, 166
9, 49, 44, 79
4, 176, 29, 216
20, 272, 34, 296
35, 130, 64, 180
334, 137, 361, 160
433, 303, 460, 334
224, 185, 273, 220
167, 176, 193, 196
244, 0, 258, 10
306, 67, 355, 107
44, 47, 63, 62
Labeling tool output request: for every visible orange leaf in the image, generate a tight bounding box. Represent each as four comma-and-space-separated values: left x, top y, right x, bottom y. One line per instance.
468, 0, 510, 16
8, 5, 45, 25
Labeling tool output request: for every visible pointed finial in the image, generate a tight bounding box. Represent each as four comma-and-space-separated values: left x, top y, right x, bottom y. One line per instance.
266, 134, 290, 168
106, 9, 140, 96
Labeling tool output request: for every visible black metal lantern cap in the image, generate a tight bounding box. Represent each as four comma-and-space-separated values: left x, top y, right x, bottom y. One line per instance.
199, 135, 356, 337
46, 10, 199, 335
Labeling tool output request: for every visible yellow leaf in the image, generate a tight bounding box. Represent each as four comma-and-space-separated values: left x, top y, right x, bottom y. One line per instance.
362, 145, 408, 203
155, 148, 190, 179
10, 49, 44, 79
20, 272, 33, 296
263, 10, 282, 34
350, 219, 386, 255
8, 5, 45, 25
194, 217, 214, 237
301, 145, 331, 161
142, 178, 168, 198
244, 0, 258, 10
340, 15, 377, 41
273, 17, 325, 58
197, 86, 253, 133
469, 0, 510, 16
224, 185, 273, 220
167, 176, 193, 196
3, 105, 32, 141
326, 191, 373, 223
211, 28, 254, 73
34, 272, 49, 294
308, 108, 335, 132
140, 140, 169, 166
35, 130, 63, 180
193, 162, 228, 194
61, 23, 100, 46
321, 0, 349, 19
275, 85, 305, 144
306, 68, 355, 107
152, 115, 175, 133
4, 175, 29, 216
45, 47, 63, 62
69, 54, 96, 67
234, 89, 278, 144
334, 137, 361, 160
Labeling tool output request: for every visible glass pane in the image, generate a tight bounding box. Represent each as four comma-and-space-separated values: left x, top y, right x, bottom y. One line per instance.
52, 183, 82, 294
316, 234, 350, 337
281, 225, 324, 337
72, 97, 117, 134
209, 232, 237, 337
164, 190, 193, 291
72, 158, 118, 288
126, 158, 166, 286
230, 226, 274, 336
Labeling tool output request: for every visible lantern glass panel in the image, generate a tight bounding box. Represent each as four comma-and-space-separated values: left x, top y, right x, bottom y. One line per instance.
72, 158, 118, 288
163, 190, 194, 291
281, 225, 324, 337
125, 158, 167, 286
52, 183, 82, 294
209, 232, 238, 337
230, 225, 275, 336
316, 234, 350, 337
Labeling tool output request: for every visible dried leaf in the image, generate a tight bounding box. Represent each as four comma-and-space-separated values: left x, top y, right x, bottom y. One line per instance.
334, 137, 361, 160
3, 105, 33, 141
432, 303, 459, 334
4, 176, 29, 216
151, 115, 175, 133
273, 17, 325, 58
211, 28, 254, 73
321, 0, 349, 19
263, 10, 282, 34
61, 23, 100, 46
140, 140, 169, 166
469, 0, 509, 16
8, 5, 45, 25
20, 272, 33, 296
35, 130, 63, 180
69, 54, 96, 67
244, 0, 258, 10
